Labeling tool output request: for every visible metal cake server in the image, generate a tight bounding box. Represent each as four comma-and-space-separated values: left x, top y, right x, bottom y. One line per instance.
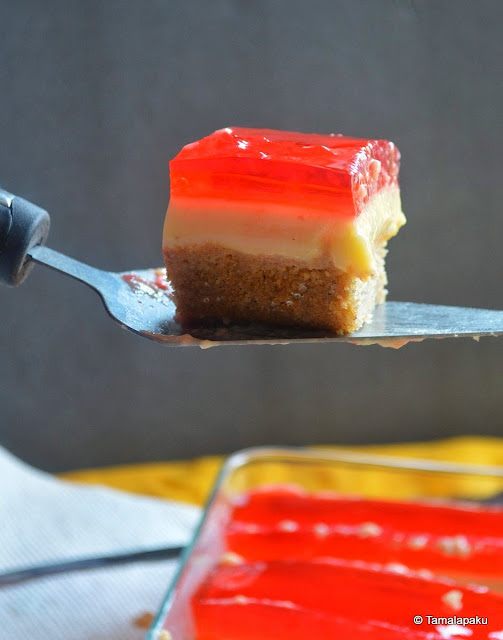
1, 188, 502, 348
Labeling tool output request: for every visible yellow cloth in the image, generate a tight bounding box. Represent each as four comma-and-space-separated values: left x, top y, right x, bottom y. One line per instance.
61, 437, 503, 507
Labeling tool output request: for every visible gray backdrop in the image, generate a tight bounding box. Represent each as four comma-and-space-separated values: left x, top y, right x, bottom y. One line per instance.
1, 0, 502, 472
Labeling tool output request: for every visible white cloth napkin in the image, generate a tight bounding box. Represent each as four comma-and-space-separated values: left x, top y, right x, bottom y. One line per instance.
0, 446, 201, 640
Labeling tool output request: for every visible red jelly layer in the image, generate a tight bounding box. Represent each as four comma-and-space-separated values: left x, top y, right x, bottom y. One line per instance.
226, 488, 503, 578
193, 559, 503, 640
170, 127, 400, 216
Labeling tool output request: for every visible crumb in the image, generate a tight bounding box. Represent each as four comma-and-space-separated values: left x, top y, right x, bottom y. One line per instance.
358, 522, 383, 538
416, 568, 434, 580
442, 589, 463, 611
220, 551, 245, 566
157, 631, 173, 640
408, 535, 428, 550
133, 611, 154, 629
278, 520, 299, 532
437, 535, 472, 557
313, 523, 330, 537
385, 562, 408, 574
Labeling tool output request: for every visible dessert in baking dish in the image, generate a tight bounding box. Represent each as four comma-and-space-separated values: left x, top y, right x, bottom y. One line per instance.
191, 487, 503, 640
163, 127, 406, 334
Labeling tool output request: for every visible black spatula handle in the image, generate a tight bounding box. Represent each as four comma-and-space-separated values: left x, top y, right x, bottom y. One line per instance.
0, 188, 50, 286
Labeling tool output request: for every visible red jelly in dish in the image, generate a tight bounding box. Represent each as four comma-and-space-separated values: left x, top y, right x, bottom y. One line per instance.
190, 487, 503, 640
226, 487, 503, 579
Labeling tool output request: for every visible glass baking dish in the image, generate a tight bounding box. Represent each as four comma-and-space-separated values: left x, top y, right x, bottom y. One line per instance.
146, 446, 503, 640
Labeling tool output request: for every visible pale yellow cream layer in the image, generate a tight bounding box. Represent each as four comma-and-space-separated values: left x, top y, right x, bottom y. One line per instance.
163, 188, 406, 279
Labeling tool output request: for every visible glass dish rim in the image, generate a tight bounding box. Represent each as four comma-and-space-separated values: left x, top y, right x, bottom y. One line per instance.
146, 445, 503, 639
